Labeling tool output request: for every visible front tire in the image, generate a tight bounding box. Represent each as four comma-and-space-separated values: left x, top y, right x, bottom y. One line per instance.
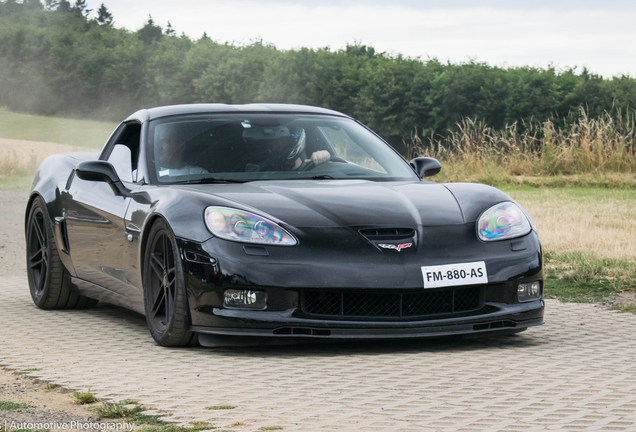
26, 196, 98, 309
143, 219, 198, 347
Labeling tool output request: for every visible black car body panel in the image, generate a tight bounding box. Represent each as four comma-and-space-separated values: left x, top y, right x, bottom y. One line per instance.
26, 104, 544, 341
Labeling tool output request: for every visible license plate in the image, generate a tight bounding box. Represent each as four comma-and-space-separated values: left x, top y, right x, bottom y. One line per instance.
421, 261, 488, 289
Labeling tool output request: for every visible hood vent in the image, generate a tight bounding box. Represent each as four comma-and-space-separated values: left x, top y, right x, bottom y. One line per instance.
359, 228, 415, 239
359, 228, 417, 251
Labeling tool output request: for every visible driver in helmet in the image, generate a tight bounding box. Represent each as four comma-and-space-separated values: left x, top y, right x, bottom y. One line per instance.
272, 128, 330, 170
244, 126, 330, 171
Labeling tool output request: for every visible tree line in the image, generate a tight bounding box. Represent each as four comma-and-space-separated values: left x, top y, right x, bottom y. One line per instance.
2, 0, 636, 153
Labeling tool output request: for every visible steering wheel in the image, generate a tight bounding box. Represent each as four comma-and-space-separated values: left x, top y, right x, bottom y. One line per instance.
224, 148, 271, 172
298, 156, 348, 171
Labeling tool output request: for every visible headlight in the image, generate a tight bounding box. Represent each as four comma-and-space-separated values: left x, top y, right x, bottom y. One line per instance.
204, 206, 297, 245
477, 202, 531, 241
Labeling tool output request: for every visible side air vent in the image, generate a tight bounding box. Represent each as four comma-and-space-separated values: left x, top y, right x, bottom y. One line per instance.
359, 228, 415, 239
54, 217, 70, 254
65, 171, 75, 191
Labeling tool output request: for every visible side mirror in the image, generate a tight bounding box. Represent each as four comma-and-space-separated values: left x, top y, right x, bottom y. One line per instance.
75, 161, 131, 197
410, 157, 442, 178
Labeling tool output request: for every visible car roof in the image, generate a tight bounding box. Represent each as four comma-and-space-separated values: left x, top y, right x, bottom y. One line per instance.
125, 103, 351, 122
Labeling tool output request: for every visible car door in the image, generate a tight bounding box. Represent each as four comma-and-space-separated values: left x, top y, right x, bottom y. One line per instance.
64, 122, 142, 295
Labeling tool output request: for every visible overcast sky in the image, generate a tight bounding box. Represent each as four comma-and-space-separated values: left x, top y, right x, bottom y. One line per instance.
93, 0, 636, 78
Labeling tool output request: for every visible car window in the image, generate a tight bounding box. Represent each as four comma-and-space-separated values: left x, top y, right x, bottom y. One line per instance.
108, 144, 133, 182
103, 123, 142, 182
318, 126, 387, 173
146, 114, 418, 183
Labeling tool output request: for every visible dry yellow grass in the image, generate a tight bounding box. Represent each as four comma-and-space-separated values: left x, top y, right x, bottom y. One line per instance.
406, 108, 636, 186
507, 188, 636, 260
0, 137, 92, 175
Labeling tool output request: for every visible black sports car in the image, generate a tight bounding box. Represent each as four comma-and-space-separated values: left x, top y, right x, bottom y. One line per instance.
25, 104, 544, 347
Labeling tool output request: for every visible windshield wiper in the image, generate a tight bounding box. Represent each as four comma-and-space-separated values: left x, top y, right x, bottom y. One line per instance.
172, 177, 248, 184
311, 175, 336, 180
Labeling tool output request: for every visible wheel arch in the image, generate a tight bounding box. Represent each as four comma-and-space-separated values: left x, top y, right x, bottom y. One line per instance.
139, 214, 167, 278
138, 213, 197, 346
24, 192, 44, 234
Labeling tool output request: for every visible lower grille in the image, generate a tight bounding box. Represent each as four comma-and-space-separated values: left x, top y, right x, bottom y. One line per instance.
302, 287, 482, 319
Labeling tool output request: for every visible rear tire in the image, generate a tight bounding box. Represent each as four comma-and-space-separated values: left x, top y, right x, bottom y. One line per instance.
142, 219, 198, 347
26, 196, 98, 309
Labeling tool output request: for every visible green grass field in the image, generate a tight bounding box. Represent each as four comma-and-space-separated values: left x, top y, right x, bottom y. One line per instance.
0, 110, 114, 188
0, 175, 32, 189
0, 109, 117, 148
502, 187, 635, 308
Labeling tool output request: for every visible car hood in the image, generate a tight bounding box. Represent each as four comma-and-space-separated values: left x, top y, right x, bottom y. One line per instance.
178, 180, 466, 228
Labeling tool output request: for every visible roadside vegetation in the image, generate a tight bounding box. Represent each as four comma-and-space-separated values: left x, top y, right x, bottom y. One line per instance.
0, 400, 34, 410
89, 400, 217, 432
0, 110, 116, 148
0, 145, 37, 188
72, 388, 96, 404
406, 108, 636, 188
3, 1, 636, 156
505, 187, 636, 308
0, 110, 111, 189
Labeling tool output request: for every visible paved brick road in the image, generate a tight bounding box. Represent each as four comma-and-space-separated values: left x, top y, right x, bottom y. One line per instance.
1, 276, 636, 432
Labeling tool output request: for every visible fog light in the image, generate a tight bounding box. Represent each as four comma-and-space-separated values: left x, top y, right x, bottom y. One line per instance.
518, 281, 542, 302
224, 289, 267, 309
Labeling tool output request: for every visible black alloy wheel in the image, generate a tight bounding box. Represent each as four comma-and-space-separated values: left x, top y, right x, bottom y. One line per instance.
28, 205, 50, 297
143, 219, 198, 347
26, 196, 98, 309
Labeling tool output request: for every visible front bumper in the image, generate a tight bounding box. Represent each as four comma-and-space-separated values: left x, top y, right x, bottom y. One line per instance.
177, 227, 544, 340
191, 300, 544, 339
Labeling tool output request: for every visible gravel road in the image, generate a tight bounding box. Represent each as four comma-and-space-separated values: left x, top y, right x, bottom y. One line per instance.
0, 368, 97, 428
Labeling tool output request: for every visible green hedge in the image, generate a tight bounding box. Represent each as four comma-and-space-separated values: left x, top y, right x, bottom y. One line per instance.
2, 1, 636, 154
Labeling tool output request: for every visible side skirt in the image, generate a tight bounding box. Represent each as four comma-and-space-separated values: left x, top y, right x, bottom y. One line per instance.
69, 276, 144, 314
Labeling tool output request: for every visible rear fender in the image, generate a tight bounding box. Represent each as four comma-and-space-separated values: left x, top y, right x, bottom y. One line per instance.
26, 152, 99, 276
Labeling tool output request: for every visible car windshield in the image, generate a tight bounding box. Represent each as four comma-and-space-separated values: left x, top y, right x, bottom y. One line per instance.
147, 113, 418, 183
